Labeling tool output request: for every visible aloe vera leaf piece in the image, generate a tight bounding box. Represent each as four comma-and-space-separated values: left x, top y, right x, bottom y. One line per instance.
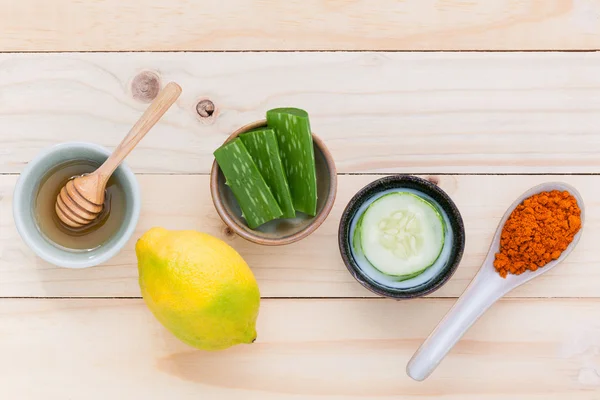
213, 139, 283, 228
266, 108, 318, 216
240, 128, 295, 219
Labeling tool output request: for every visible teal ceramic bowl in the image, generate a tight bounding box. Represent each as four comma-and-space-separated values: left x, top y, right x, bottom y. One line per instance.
13, 142, 141, 268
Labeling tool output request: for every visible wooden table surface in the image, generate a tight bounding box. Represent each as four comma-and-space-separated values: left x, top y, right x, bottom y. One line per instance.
2, 1, 600, 399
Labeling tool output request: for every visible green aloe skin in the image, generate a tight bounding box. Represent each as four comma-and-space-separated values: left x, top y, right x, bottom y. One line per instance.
266, 108, 318, 216
213, 139, 283, 228
240, 128, 295, 219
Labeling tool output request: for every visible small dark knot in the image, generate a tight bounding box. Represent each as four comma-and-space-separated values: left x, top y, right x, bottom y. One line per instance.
427, 176, 440, 186
223, 226, 235, 237
196, 99, 215, 118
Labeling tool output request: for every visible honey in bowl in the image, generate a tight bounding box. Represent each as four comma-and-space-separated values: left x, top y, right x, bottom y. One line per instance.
34, 160, 126, 251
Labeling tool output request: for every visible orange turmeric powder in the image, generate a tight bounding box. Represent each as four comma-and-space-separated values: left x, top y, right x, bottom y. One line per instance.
494, 190, 581, 278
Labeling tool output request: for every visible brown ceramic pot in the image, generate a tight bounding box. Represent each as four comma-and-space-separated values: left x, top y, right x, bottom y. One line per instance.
210, 120, 337, 246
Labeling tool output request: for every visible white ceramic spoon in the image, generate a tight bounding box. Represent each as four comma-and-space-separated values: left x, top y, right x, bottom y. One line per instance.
406, 182, 585, 381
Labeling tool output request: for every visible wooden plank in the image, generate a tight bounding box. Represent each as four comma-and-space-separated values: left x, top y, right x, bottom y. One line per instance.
0, 298, 598, 399
2, 0, 600, 51
3, 52, 600, 174
2, 174, 598, 298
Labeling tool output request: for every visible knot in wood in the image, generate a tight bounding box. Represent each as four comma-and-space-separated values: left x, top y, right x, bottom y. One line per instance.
223, 225, 235, 238
196, 99, 215, 118
131, 71, 161, 103
427, 176, 440, 186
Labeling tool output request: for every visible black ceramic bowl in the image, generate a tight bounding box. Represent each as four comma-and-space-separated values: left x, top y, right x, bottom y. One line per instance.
338, 175, 465, 299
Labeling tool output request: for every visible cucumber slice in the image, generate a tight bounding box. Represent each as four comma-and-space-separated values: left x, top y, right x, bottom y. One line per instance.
359, 192, 445, 277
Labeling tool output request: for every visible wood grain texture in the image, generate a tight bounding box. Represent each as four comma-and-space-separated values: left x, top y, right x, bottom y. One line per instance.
1, 298, 599, 399
2, 0, 600, 51
2, 174, 598, 298
3, 4, 600, 397
3, 52, 600, 174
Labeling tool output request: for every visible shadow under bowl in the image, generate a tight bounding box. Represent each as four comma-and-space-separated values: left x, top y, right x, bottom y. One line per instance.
338, 175, 465, 299
210, 120, 337, 246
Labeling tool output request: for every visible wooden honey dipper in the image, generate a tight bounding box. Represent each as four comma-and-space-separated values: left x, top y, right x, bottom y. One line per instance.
55, 82, 182, 228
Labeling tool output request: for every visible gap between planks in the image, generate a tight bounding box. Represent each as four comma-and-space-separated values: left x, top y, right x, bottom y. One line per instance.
6, 172, 600, 176
2, 50, 600, 54
0, 296, 593, 300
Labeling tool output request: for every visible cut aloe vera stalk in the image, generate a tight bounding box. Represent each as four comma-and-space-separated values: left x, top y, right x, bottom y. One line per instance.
359, 192, 445, 277
240, 128, 295, 219
266, 108, 318, 216
213, 139, 283, 229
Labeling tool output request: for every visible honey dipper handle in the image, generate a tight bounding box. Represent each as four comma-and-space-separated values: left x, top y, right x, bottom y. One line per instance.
406, 260, 508, 381
97, 82, 182, 180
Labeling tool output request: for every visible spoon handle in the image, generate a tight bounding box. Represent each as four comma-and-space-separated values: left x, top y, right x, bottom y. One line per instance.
97, 82, 182, 180
406, 263, 506, 381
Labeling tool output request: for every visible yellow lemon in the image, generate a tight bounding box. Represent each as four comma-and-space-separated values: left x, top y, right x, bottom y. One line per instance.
136, 227, 260, 350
